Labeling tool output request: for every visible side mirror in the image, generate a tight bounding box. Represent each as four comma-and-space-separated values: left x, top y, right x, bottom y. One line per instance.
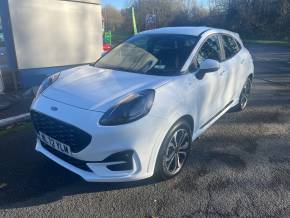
196, 59, 220, 80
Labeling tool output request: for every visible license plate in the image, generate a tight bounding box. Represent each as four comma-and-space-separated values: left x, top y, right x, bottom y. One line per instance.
38, 132, 72, 156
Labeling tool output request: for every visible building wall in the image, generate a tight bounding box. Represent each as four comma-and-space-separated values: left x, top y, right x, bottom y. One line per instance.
8, 0, 102, 70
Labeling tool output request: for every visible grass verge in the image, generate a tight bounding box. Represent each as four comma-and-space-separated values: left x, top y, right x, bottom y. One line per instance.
245, 40, 290, 46
0, 122, 33, 138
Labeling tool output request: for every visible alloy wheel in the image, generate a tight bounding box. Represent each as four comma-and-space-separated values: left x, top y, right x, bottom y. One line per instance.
240, 79, 251, 110
164, 128, 190, 175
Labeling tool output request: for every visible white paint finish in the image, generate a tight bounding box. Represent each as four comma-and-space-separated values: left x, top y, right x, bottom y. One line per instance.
43, 65, 171, 111
8, 0, 102, 69
32, 95, 166, 181
31, 27, 254, 182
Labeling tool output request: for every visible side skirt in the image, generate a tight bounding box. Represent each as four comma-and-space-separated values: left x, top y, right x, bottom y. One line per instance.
191, 100, 234, 142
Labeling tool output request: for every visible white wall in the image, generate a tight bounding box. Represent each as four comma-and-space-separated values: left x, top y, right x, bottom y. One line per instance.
8, 0, 102, 69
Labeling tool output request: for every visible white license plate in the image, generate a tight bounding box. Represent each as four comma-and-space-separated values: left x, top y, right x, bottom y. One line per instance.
38, 132, 72, 156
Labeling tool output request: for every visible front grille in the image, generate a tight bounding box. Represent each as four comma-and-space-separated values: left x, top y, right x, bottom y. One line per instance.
41, 142, 93, 172
31, 110, 92, 153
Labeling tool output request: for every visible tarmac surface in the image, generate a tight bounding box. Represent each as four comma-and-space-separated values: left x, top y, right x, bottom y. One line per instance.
0, 43, 290, 217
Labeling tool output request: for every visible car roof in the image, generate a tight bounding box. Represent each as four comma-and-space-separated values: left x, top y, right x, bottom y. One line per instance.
139, 26, 239, 38
139, 26, 242, 43
140, 27, 213, 36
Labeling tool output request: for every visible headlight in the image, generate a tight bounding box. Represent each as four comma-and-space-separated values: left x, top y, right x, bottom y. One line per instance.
35, 72, 60, 99
99, 89, 155, 126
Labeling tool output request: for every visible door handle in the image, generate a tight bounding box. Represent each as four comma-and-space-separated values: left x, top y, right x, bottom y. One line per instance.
241, 59, 245, 64
219, 70, 226, 76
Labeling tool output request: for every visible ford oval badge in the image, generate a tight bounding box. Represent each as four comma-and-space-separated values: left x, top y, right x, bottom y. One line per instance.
51, 106, 58, 111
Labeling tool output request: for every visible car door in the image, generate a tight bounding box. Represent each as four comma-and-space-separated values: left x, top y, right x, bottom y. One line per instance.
191, 34, 224, 129
219, 34, 241, 106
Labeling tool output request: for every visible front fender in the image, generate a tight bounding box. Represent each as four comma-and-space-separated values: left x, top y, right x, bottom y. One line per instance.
146, 75, 198, 175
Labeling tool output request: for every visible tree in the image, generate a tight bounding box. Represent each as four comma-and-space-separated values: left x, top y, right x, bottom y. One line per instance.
108, 0, 290, 41
130, 0, 184, 30
102, 5, 124, 32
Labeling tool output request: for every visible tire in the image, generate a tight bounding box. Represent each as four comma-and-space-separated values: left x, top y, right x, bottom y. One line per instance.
154, 120, 192, 180
232, 76, 252, 112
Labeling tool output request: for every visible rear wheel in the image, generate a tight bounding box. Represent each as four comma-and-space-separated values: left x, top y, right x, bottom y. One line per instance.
233, 77, 252, 112
155, 120, 192, 180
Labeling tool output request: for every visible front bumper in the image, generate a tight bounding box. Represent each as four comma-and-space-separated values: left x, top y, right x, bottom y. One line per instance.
32, 95, 169, 182
36, 140, 148, 182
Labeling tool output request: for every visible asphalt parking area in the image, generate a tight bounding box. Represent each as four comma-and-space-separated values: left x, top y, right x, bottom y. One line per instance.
0, 44, 290, 217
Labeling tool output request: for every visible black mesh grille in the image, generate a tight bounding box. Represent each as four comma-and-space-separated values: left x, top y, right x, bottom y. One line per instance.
31, 110, 92, 153
41, 142, 93, 172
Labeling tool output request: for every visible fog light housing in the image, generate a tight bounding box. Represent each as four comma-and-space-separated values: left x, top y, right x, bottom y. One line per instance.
104, 150, 134, 171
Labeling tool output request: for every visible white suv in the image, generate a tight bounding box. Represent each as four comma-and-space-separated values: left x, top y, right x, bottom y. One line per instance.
31, 27, 254, 182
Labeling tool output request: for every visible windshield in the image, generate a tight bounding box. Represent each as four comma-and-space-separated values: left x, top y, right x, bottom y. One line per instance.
95, 34, 198, 76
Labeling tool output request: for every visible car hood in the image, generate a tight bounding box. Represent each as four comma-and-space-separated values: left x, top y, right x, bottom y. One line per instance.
43, 65, 171, 111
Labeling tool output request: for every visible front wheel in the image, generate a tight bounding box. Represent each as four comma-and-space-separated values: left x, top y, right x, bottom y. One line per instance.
233, 77, 252, 112
154, 120, 192, 180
